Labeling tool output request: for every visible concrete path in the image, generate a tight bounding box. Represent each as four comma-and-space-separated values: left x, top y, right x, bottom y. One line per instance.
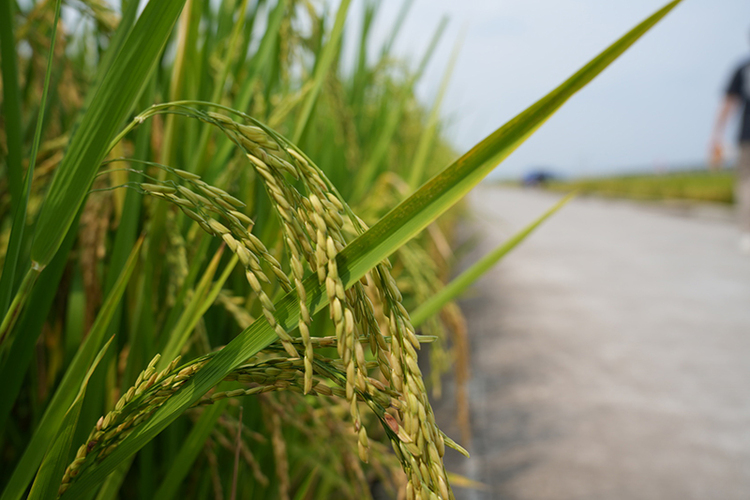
432, 186, 750, 500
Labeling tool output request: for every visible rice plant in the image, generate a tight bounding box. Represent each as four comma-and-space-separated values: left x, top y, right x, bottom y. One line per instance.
0, 0, 680, 498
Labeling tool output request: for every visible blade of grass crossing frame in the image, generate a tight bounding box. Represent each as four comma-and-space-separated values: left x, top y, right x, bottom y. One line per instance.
160, 233, 211, 339
161, 0, 197, 167
0, 241, 142, 500
61, 3, 681, 495
93, 457, 136, 500
292, 0, 351, 144
349, 1, 377, 109
30, 0, 188, 269
410, 193, 576, 327
85, 0, 141, 105
292, 468, 319, 500
0, 0, 61, 327
27, 337, 114, 500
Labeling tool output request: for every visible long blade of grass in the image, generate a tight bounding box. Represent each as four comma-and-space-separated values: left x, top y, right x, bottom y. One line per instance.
160, 233, 211, 339
349, 0, 377, 109
0, 0, 62, 327
292, 0, 351, 144
0, 240, 142, 500
30, 0, 188, 269
92, 457, 135, 500
27, 337, 114, 500
411, 193, 576, 327
61, 3, 681, 494
160, 0, 196, 166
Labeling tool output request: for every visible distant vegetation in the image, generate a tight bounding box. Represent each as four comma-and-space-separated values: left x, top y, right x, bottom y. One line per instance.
546, 169, 735, 204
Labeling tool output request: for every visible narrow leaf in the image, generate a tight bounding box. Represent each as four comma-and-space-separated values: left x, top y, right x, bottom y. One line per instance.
27, 337, 114, 500
31, 0, 188, 268
410, 193, 576, 327
0, 0, 62, 322
0, 240, 142, 500
292, 0, 351, 144
0, 0, 23, 211
153, 400, 228, 500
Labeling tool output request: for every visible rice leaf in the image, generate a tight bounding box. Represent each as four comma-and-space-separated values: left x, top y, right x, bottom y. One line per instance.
380, 0, 414, 58
152, 400, 229, 500
0, 240, 142, 500
0, 0, 61, 324
353, 16, 447, 200
0, 0, 23, 212
26, 336, 114, 500
159, 250, 238, 368
0, 218, 78, 438
410, 193, 576, 327
30, 0, 188, 268
408, 30, 463, 190
292, 0, 351, 144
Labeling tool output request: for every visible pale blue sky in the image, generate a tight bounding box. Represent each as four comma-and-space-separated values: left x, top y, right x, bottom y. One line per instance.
345, 0, 750, 178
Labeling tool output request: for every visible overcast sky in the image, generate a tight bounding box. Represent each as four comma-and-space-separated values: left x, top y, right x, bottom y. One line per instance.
344, 0, 750, 178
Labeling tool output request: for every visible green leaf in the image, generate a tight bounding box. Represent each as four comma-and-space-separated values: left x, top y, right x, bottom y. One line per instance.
0, 0, 23, 212
153, 400, 229, 500
292, 0, 351, 144
160, 250, 238, 368
0, 240, 142, 500
0, 0, 61, 325
187, 0, 250, 174
30, 0, 188, 268
27, 336, 114, 500
408, 29, 463, 191
353, 16, 447, 200
61, 3, 681, 494
410, 193, 576, 327
0, 217, 79, 438
380, 0, 414, 59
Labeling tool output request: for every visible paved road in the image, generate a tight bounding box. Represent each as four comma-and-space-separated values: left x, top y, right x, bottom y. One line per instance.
432, 186, 750, 500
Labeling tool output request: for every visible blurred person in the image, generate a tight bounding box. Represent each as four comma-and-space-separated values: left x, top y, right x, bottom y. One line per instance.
711, 42, 750, 254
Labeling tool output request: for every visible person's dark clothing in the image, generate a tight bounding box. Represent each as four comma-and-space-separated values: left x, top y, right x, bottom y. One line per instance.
726, 59, 750, 143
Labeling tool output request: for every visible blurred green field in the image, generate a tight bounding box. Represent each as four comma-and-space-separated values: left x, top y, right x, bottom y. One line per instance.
546, 170, 736, 204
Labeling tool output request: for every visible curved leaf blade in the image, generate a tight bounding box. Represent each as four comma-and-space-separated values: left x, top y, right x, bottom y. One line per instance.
30, 0, 187, 267
410, 192, 576, 327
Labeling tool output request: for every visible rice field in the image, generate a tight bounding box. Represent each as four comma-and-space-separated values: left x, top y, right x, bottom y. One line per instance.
0, 0, 680, 499
546, 169, 735, 204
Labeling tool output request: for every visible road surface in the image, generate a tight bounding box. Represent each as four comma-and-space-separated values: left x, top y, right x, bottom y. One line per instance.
432, 186, 750, 500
